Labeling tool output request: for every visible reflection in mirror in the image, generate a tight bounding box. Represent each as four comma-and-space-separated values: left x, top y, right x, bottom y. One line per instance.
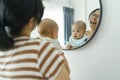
65, 20, 87, 49
86, 8, 100, 40
30, 0, 102, 50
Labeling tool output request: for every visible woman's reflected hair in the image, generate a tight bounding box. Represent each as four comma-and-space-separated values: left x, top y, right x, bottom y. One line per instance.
88, 8, 100, 19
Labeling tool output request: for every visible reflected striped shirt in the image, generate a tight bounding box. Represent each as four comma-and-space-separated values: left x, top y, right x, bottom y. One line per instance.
0, 36, 65, 80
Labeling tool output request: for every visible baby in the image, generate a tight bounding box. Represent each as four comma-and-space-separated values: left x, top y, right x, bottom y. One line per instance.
37, 18, 70, 73
37, 18, 62, 51
66, 20, 88, 49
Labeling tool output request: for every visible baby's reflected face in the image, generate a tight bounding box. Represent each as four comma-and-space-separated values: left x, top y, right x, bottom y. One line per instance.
72, 25, 85, 39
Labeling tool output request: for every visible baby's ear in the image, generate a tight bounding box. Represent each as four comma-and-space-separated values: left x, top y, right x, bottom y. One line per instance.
52, 31, 58, 39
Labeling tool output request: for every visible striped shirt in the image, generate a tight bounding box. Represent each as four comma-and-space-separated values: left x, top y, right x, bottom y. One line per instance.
0, 36, 65, 80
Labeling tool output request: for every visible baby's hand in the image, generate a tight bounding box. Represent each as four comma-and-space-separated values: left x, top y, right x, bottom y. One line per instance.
66, 44, 72, 49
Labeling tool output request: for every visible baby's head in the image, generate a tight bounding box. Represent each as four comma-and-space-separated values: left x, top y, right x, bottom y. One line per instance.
37, 18, 58, 39
71, 20, 86, 39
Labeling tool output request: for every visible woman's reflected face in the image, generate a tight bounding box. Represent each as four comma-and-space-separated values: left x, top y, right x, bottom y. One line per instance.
89, 9, 100, 30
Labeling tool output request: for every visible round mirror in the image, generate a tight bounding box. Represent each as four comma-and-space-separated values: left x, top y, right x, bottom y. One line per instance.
30, 0, 102, 50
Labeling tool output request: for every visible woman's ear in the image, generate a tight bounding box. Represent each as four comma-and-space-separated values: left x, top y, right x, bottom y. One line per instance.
28, 17, 36, 31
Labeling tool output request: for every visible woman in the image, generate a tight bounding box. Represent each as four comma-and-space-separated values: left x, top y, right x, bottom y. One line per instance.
86, 8, 100, 39
0, 0, 70, 80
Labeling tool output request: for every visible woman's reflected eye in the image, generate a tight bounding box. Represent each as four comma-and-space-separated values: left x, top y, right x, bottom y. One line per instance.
92, 13, 99, 17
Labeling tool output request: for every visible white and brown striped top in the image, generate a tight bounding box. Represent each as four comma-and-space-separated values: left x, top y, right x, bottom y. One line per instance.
0, 36, 65, 80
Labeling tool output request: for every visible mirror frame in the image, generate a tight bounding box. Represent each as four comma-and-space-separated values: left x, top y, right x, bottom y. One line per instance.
63, 0, 103, 50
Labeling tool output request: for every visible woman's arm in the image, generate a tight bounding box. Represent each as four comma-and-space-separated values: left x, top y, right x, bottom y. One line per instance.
55, 64, 71, 80
61, 54, 70, 74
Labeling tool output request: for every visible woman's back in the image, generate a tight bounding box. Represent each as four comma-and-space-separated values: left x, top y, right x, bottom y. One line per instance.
0, 36, 65, 80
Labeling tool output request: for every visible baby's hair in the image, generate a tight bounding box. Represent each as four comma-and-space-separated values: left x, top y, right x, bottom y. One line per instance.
38, 18, 58, 36
72, 20, 86, 30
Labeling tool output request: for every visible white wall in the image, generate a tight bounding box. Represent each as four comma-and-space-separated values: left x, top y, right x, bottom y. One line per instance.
43, 0, 69, 7
69, 0, 86, 22
63, 0, 120, 80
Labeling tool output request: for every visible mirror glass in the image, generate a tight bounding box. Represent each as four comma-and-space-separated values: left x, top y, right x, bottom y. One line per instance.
30, 0, 102, 50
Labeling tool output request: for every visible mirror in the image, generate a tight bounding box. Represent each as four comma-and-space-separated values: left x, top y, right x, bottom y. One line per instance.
30, 0, 102, 50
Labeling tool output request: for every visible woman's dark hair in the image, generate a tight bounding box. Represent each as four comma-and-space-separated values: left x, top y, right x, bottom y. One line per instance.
0, 0, 44, 50
89, 8, 100, 19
